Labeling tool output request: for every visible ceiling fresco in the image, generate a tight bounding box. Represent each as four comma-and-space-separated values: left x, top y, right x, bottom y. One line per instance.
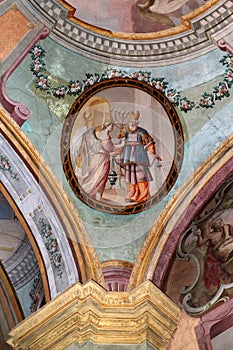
163, 173, 233, 316
66, 0, 208, 33
0, 0, 233, 348
62, 78, 184, 214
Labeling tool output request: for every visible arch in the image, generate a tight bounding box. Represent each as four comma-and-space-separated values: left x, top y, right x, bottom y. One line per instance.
0, 183, 51, 303
0, 108, 105, 298
128, 133, 233, 291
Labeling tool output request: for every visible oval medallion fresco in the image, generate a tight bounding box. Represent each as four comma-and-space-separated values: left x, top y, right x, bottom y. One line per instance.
61, 78, 184, 214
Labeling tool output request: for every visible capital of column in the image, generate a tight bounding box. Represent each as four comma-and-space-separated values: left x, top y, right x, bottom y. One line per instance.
7, 280, 180, 350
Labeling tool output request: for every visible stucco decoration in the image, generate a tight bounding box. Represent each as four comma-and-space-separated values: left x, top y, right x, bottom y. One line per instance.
61, 78, 184, 214
7, 280, 180, 350
177, 173, 233, 315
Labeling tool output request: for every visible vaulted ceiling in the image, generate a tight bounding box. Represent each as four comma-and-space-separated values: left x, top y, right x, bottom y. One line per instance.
0, 0, 233, 349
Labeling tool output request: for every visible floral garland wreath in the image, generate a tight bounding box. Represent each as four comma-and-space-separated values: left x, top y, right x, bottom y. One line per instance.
30, 46, 233, 113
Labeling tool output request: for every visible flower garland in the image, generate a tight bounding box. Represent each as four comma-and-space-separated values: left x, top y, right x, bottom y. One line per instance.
39, 218, 63, 278
0, 153, 18, 180
29, 274, 43, 312
30, 45, 233, 113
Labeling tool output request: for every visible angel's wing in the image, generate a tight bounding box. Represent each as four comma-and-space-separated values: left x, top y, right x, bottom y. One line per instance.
138, 0, 190, 14
150, 0, 190, 14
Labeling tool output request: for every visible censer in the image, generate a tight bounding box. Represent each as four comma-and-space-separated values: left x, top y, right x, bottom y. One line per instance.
108, 158, 118, 186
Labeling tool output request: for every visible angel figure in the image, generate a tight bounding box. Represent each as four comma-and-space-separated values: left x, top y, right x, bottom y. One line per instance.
194, 217, 233, 290
195, 218, 233, 264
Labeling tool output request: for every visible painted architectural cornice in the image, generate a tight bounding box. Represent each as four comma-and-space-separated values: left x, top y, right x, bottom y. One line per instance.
21, 0, 233, 66
7, 280, 180, 350
4, 236, 39, 289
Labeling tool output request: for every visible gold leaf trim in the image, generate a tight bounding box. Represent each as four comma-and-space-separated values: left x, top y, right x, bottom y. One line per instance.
7, 280, 180, 350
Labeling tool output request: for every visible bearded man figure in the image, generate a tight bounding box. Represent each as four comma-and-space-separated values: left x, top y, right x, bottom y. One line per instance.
116, 111, 162, 203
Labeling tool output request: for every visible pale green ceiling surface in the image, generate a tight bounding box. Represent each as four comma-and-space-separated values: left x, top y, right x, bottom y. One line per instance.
5, 37, 233, 263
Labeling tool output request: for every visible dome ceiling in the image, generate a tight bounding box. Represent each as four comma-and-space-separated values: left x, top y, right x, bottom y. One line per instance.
66, 0, 208, 33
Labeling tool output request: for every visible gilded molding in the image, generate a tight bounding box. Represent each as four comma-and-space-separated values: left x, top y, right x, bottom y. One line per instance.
0, 108, 105, 288
128, 134, 233, 290
7, 280, 180, 350
101, 260, 134, 270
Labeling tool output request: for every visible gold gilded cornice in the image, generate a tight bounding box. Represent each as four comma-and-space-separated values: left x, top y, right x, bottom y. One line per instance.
101, 260, 133, 269
7, 280, 180, 350
0, 108, 104, 287
129, 134, 233, 290
58, 0, 219, 40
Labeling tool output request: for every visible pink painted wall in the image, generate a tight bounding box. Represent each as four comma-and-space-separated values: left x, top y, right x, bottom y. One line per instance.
168, 311, 200, 350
